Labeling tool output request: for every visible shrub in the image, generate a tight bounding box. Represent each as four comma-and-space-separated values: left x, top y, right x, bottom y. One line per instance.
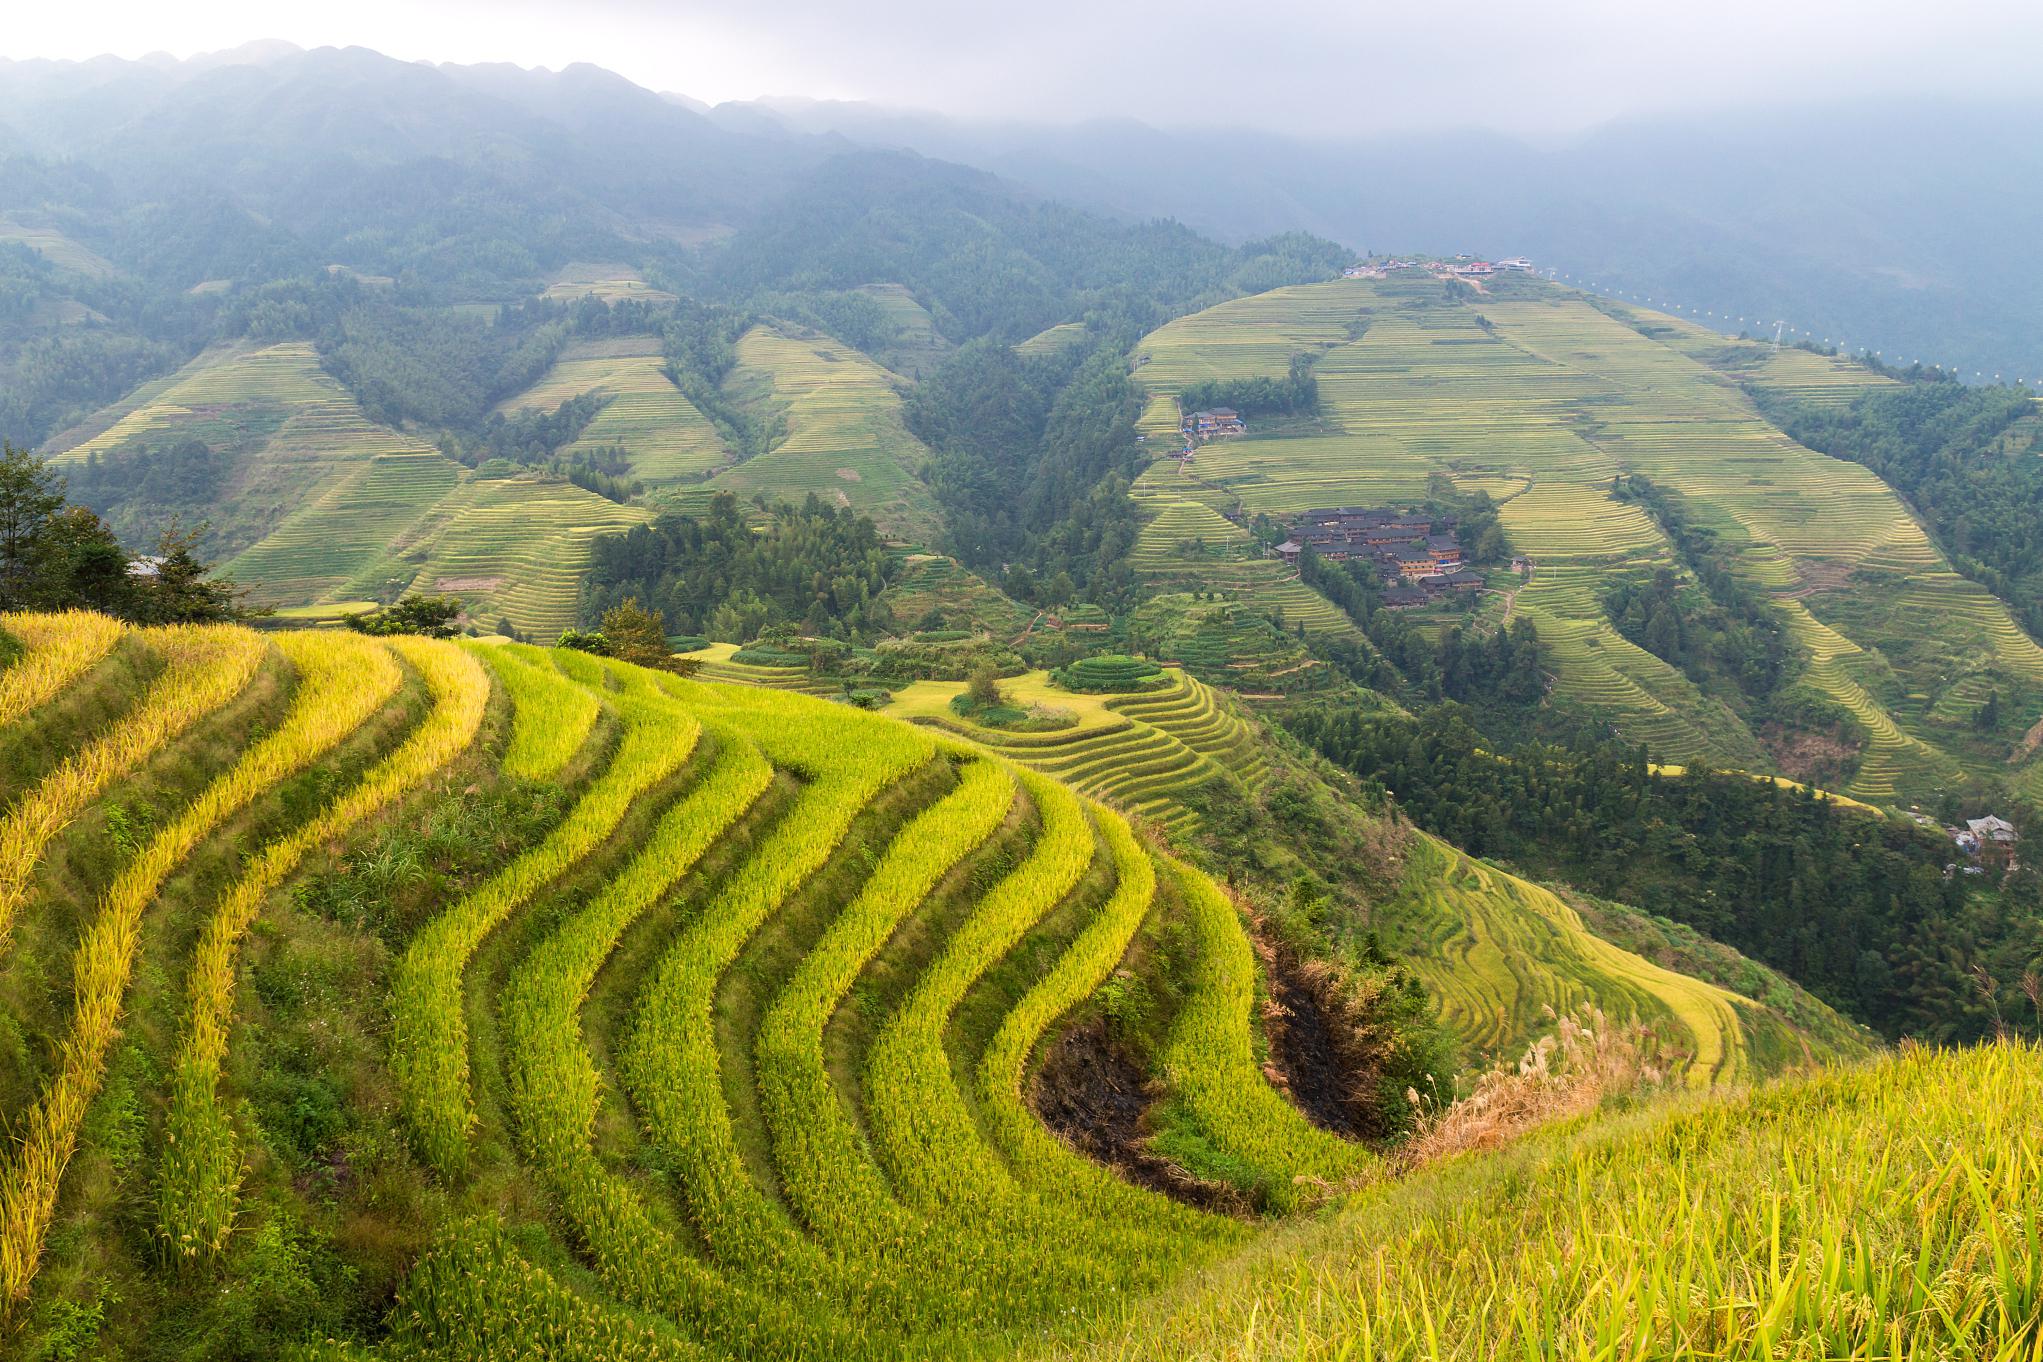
1051, 654, 1166, 693
347, 594, 464, 638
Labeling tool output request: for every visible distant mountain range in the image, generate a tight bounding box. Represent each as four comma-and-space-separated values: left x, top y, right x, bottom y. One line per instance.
707, 93, 2043, 381
4, 42, 2039, 376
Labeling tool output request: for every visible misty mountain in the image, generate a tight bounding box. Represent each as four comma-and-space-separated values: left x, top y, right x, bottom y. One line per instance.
5, 43, 2038, 378
722, 95, 2043, 379
0, 43, 837, 291
0, 43, 1342, 446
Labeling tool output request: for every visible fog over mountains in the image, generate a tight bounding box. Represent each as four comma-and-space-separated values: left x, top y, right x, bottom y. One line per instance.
3, 41, 2040, 376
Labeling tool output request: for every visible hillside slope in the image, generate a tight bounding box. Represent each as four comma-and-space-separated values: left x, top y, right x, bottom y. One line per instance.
0, 612, 1380, 1358
1132, 273, 2043, 803
855, 661, 1864, 1073
42, 340, 651, 637
0, 612, 1878, 1359
695, 322, 943, 537
46, 340, 461, 564
1059, 1041, 2043, 1360
493, 335, 730, 488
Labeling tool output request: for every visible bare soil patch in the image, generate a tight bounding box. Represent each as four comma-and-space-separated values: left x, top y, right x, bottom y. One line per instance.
1759, 722, 1864, 789
1029, 1019, 1242, 1213
1256, 943, 1368, 1137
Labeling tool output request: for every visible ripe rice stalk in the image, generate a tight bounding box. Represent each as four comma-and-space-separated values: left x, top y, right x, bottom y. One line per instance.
476, 642, 599, 781
0, 611, 125, 731
0, 621, 258, 950
388, 657, 698, 1176
0, 623, 283, 1304
157, 634, 487, 1256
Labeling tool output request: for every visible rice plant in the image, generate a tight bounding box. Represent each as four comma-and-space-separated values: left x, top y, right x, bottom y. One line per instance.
156, 634, 488, 1255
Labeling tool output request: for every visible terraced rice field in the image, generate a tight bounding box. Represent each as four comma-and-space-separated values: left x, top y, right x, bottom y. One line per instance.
1130, 276, 2043, 792
540, 260, 678, 304
1130, 471, 1358, 639
1016, 321, 1088, 358
1133, 280, 1378, 440
224, 445, 463, 604
685, 641, 838, 695
1607, 305, 1895, 409
0, 612, 1392, 1358
692, 656, 1830, 1082
885, 668, 1267, 838
46, 340, 468, 577
880, 552, 1036, 639
496, 336, 729, 485
854, 283, 949, 377
376, 476, 650, 640
0, 215, 117, 278
42, 337, 667, 635
710, 325, 942, 537
1384, 835, 1770, 1077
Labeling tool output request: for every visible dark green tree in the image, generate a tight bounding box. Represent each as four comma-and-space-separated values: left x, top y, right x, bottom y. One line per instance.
347, 594, 464, 638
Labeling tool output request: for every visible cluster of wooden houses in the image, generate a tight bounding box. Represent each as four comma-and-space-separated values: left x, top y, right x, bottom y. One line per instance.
1272, 507, 1484, 607
1183, 407, 1246, 440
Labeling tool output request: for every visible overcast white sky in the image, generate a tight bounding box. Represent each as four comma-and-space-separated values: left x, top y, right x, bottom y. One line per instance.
5, 0, 2041, 134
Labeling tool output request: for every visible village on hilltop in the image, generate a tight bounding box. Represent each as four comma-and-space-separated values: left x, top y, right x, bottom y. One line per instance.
1344, 254, 1536, 281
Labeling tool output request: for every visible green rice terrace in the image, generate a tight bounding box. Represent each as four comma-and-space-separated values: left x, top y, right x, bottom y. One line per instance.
853, 282, 951, 379
693, 645, 1847, 1073
1132, 273, 2043, 805
40, 341, 653, 639
0, 610, 2021, 1362
1129, 469, 1359, 639
698, 323, 943, 537
494, 336, 731, 487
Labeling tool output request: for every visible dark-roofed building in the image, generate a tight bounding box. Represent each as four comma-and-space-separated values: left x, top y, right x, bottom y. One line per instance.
1390, 546, 1436, 577
1381, 584, 1429, 609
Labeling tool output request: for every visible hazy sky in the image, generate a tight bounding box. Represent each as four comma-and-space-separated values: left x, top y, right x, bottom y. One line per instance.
6, 0, 2041, 134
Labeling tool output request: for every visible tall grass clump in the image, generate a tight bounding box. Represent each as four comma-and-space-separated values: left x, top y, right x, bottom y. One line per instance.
1398, 1003, 1665, 1168
1063, 1040, 2043, 1362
